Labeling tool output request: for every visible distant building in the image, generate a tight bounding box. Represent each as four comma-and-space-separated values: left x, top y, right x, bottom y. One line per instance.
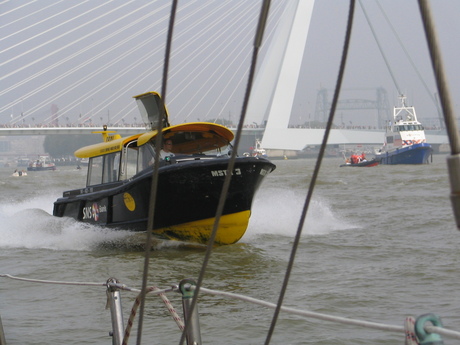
0, 136, 46, 162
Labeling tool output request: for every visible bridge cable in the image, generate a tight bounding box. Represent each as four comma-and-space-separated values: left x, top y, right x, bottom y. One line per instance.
375, 0, 441, 118
0, 0, 65, 32
358, 0, 401, 96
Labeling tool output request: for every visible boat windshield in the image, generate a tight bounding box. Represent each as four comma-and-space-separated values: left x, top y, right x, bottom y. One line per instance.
85, 130, 233, 185
87, 151, 121, 186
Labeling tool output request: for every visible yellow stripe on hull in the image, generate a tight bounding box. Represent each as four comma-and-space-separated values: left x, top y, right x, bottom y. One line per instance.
154, 211, 251, 245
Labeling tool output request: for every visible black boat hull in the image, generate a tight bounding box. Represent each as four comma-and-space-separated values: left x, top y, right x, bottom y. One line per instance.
53, 157, 275, 245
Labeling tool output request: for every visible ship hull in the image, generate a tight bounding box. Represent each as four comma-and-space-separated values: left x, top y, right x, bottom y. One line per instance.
27, 165, 56, 171
375, 143, 432, 165
53, 157, 275, 245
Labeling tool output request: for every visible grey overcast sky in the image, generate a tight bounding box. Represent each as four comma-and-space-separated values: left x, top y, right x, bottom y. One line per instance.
1, 0, 459, 128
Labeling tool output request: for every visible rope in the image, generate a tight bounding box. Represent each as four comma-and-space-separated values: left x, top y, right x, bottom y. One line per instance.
179, 1, 273, 344
137, 2, 178, 343
0, 274, 106, 287
265, 0, 356, 343
200, 287, 402, 332
123, 286, 184, 345
418, 0, 460, 154
405, 317, 419, 345
198, 287, 460, 341
426, 325, 460, 340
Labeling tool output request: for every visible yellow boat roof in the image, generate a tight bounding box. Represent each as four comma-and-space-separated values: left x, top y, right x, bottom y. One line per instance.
74, 133, 142, 158
75, 122, 234, 158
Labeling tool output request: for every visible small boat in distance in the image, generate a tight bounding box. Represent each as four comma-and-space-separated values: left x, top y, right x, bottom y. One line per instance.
340, 153, 379, 167
12, 169, 27, 177
374, 95, 432, 164
251, 138, 268, 158
53, 92, 276, 245
243, 138, 268, 158
27, 155, 56, 171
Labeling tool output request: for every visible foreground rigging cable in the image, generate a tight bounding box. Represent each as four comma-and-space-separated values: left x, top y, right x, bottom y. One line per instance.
264, 0, 356, 343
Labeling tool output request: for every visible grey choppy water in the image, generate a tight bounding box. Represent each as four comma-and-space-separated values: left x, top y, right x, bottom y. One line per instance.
1, 156, 459, 344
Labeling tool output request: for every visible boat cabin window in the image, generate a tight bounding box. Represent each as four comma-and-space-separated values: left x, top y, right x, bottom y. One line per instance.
138, 143, 155, 170
87, 151, 121, 186
124, 141, 138, 179
88, 156, 103, 186
120, 140, 155, 180
396, 124, 423, 132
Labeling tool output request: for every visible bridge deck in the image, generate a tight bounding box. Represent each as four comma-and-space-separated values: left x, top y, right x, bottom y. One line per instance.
0, 126, 448, 146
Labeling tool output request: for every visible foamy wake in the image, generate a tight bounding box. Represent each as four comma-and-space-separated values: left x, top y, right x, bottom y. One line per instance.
0, 193, 133, 251
244, 187, 358, 241
0, 187, 358, 250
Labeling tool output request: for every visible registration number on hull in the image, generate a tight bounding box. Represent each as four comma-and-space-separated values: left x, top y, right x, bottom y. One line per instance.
211, 168, 242, 177
211, 168, 270, 177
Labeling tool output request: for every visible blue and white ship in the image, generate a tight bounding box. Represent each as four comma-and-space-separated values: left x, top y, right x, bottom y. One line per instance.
375, 95, 432, 164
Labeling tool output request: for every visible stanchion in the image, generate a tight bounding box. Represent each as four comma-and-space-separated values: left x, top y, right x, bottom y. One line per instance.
106, 278, 125, 345
180, 278, 202, 345
0, 314, 6, 345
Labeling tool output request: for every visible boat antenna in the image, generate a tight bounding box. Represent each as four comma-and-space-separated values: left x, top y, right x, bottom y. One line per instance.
358, 0, 402, 95
136, 1, 177, 344
400, 94, 407, 107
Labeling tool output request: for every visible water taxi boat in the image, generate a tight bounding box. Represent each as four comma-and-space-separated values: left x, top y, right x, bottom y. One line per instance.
374, 95, 432, 164
53, 92, 276, 245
